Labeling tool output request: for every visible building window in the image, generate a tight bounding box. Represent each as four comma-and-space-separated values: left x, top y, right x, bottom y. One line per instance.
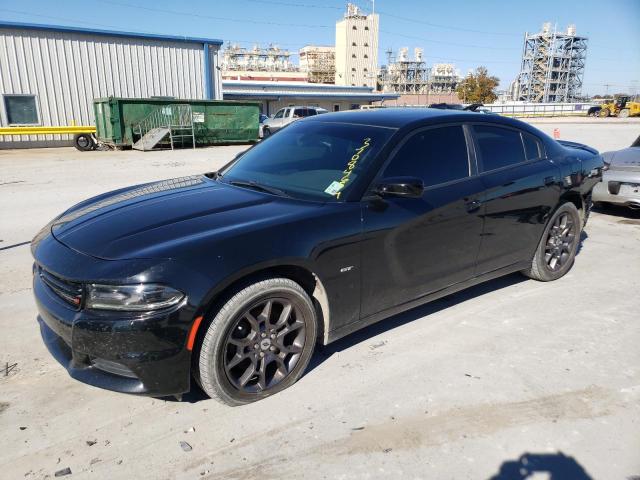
352, 42, 357, 46
334, 104, 340, 111
364, 54, 369, 59
352, 25, 357, 30
352, 67, 356, 72
365, 26, 369, 30
363, 84, 367, 87
364, 68, 368, 72
4, 94, 39, 125
352, 54, 356, 58
364, 42, 369, 47
351, 83, 356, 86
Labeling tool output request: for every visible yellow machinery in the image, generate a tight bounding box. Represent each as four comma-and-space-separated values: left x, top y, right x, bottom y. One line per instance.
599, 96, 640, 118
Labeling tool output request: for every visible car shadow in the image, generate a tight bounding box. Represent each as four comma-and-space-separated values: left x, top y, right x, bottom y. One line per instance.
307, 271, 528, 374
173, 232, 590, 403
593, 203, 640, 220
487, 451, 594, 479
170, 272, 530, 403
576, 230, 588, 255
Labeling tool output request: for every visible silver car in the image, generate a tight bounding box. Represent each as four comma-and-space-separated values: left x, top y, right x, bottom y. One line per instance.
592, 134, 640, 209
261, 106, 327, 138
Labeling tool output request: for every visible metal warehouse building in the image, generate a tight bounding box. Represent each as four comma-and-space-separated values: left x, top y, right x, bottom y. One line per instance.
0, 21, 223, 148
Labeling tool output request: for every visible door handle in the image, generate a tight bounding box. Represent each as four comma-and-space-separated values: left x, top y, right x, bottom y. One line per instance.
544, 176, 556, 186
465, 199, 482, 213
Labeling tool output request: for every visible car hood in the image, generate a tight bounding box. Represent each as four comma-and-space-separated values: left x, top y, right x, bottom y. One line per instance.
603, 147, 640, 172
50, 175, 318, 260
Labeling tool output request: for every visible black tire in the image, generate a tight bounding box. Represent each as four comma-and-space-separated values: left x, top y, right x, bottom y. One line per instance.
262, 127, 271, 138
598, 108, 610, 118
198, 277, 317, 406
522, 202, 582, 282
73, 133, 96, 151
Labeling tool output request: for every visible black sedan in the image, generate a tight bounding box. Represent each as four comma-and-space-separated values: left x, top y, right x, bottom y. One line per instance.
32, 109, 604, 405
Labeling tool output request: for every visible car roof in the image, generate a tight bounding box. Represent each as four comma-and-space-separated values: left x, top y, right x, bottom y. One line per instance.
304, 107, 542, 132
280, 105, 324, 109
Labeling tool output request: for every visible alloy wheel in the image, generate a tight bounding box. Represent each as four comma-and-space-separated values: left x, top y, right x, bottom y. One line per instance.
222, 298, 306, 393
544, 212, 577, 271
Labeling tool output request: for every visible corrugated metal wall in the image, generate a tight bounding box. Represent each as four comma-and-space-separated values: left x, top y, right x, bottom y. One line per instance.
0, 27, 220, 146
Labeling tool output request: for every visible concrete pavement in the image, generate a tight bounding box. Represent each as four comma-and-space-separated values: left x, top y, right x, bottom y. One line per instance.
0, 119, 638, 479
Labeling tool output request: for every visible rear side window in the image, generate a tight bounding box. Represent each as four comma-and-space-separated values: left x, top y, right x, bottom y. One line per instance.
474, 125, 526, 172
522, 132, 543, 160
383, 126, 470, 188
294, 108, 314, 118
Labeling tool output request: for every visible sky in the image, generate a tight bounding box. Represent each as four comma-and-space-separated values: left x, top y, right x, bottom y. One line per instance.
1, 0, 639, 95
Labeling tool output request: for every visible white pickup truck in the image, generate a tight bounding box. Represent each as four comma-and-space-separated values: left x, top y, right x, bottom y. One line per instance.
261, 106, 328, 137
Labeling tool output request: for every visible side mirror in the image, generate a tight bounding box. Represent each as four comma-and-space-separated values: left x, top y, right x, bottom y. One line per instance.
374, 176, 424, 198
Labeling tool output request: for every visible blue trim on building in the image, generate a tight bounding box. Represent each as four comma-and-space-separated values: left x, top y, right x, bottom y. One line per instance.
203, 44, 213, 100
223, 92, 400, 100
0, 20, 223, 46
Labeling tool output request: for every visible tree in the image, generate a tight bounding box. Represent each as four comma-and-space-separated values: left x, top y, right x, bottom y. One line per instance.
456, 67, 499, 104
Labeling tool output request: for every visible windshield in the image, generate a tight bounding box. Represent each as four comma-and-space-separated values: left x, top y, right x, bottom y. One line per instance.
221, 121, 394, 202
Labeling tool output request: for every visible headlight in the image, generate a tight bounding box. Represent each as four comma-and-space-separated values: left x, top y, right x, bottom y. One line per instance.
85, 284, 185, 311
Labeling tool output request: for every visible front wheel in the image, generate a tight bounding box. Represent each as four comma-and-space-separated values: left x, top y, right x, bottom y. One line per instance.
598, 108, 610, 118
521, 202, 582, 282
197, 278, 317, 405
262, 127, 271, 138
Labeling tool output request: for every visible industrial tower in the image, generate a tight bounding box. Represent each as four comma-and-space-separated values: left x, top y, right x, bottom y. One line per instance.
516, 23, 588, 103
335, 3, 379, 89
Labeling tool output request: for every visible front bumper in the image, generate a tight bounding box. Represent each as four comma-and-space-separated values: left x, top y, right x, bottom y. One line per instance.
34, 271, 193, 396
31, 232, 200, 397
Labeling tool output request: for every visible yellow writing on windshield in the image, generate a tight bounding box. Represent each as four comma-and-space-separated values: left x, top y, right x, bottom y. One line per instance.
332, 137, 371, 199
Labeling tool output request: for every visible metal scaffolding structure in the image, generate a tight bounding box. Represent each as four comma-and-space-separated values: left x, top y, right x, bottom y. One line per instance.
380, 48, 459, 94
222, 43, 298, 72
299, 46, 335, 84
381, 48, 429, 93
516, 23, 588, 103
429, 63, 460, 93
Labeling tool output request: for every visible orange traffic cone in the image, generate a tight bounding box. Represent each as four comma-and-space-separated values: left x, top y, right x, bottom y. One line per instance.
553, 128, 560, 139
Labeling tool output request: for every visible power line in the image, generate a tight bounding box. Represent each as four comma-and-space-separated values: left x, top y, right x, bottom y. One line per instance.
97, 0, 331, 29
379, 29, 520, 51
242, 0, 342, 9
0, 8, 161, 34
377, 10, 521, 36
96, 1, 523, 52
241, 0, 523, 36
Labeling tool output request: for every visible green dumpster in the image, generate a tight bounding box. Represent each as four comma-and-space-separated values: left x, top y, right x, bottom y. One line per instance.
93, 97, 260, 148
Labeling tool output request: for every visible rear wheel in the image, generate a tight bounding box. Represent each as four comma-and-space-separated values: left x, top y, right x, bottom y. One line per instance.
598, 108, 610, 118
522, 202, 582, 282
619, 108, 630, 118
198, 278, 317, 405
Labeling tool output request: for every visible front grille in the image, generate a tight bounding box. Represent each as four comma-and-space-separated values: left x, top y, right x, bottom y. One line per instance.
91, 358, 137, 378
39, 268, 83, 308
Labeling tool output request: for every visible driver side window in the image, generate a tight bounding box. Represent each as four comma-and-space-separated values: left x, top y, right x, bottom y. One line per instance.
274, 109, 285, 119
383, 125, 470, 188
